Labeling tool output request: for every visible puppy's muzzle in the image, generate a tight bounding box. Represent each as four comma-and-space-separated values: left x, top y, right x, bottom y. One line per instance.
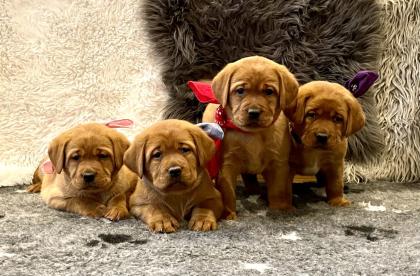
247, 108, 261, 121
82, 171, 96, 184
315, 132, 329, 145
168, 166, 182, 178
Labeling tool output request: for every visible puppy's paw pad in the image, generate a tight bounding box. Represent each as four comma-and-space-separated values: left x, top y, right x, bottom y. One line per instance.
328, 197, 351, 207
105, 207, 129, 221
189, 217, 217, 231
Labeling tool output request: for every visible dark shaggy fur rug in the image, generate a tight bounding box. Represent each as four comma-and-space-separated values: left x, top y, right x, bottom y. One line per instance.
142, 0, 384, 163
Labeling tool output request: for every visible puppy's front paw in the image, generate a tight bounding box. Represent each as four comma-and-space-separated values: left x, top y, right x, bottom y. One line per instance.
328, 197, 351, 207
149, 216, 179, 233
81, 204, 107, 218
105, 206, 129, 221
189, 216, 217, 231
222, 210, 237, 220
26, 183, 41, 193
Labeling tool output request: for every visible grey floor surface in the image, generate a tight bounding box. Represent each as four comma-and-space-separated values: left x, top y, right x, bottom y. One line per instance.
1, 181, 420, 275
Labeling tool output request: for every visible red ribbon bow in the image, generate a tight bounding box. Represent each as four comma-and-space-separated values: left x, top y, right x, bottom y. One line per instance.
187, 81, 244, 132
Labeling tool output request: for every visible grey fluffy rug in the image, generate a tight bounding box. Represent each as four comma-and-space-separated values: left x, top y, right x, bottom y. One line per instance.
142, 0, 384, 163
2, 181, 420, 275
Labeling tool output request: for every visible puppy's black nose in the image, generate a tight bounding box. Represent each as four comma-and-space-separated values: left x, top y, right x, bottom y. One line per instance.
316, 133, 329, 145
168, 166, 182, 178
248, 108, 261, 120
82, 172, 96, 183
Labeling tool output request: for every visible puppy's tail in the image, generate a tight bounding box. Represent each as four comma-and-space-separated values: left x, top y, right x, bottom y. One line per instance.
26, 166, 42, 193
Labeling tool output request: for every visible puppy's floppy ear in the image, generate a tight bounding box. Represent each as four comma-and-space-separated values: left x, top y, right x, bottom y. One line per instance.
123, 135, 147, 178
292, 92, 312, 125
212, 63, 234, 107
189, 126, 216, 167
48, 133, 70, 174
345, 96, 365, 136
276, 65, 299, 118
107, 131, 130, 171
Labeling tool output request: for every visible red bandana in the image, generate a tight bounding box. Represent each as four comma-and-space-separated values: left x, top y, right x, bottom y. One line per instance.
188, 81, 249, 179
214, 106, 244, 132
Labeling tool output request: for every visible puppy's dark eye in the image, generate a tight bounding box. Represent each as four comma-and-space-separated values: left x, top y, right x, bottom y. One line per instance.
333, 116, 344, 123
305, 112, 316, 120
180, 147, 191, 154
71, 155, 80, 161
152, 151, 162, 159
235, 87, 245, 95
98, 153, 109, 159
264, 88, 274, 96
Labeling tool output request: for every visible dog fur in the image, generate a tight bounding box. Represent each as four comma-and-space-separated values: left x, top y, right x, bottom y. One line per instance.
124, 119, 223, 233
27, 123, 137, 220
289, 81, 365, 206
203, 56, 298, 219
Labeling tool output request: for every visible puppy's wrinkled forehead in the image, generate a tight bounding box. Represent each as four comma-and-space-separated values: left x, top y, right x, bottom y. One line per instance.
147, 128, 194, 150
64, 127, 115, 157
67, 133, 112, 149
307, 96, 348, 116
230, 63, 279, 87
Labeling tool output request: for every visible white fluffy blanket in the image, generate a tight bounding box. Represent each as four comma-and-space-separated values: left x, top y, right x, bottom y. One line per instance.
0, 0, 167, 186
1, 0, 419, 186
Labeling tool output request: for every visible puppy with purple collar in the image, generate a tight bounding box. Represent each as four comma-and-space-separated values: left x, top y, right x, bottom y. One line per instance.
289, 81, 365, 206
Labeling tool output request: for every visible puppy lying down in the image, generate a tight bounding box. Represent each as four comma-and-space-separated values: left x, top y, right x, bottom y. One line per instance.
289, 81, 366, 206
27, 123, 137, 220
124, 119, 223, 233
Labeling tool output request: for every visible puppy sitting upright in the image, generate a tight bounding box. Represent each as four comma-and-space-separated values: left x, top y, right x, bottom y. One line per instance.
289, 81, 366, 206
124, 119, 223, 233
202, 56, 299, 219
27, 123, 137, 220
